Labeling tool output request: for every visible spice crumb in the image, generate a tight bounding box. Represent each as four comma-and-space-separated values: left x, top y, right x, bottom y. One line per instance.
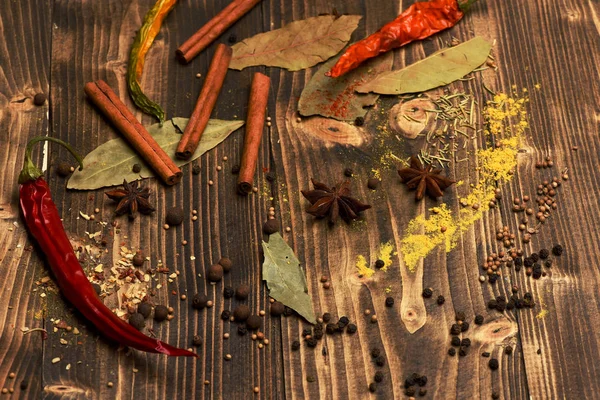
8, 373, 15, 379
51, 357, 60, 364
107, 382, 114, 388
253, 387, 260, 393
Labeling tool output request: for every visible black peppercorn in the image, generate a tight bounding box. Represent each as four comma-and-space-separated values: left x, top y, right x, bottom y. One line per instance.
302, 328, 312, 337
544, 260, 553, 268
524, 257, 534, 267
192, 294, 209, 310
291, 340, 300, 351
437, 295, 445, 305
488, 299, 498, 309
530, 253, 540, 262
235, 284, 250, 300
371, 348, 381, 358
354, 116, 364, 126
474, 315, 484, 325
506, 299, 515, 310
459, 348, 468, 357
221, 310, 231, 320
270, 301, 285, 316
385, 297, 395, 307
192, 163, 201, 175
419, 389, 427, 397
461, 338, 471, 347
405, 376, 415, 387
246, 315, 262, 331
489, 274, 498, 284
266, 171, 276, 182
129, 313, 145, 330
450, 324, 461, 335
263, 219, 279, 234
374, 372, 384, 383
154, 305, 168, 322
416, 375, 427, 387
552, 244, 563, 256
192, 335, 203, 346
322, 312, 332, 322
504, 345, 513, 355
489, 358, 499, 370
223, 286, 234, 299
346, 324, 357, 334
532, 264, 542, 279
343, 168, 354, 177
451, 336, 461, 347
368, 382, 377, 393
306, 337, 318, 347
131, 163, 142, 173
514, 257, 523, 266
422, 288, 433, 298
20, 381, 28, 390
228, 34, 237, 43
405, 387, 416, 396
448, 348, 456, 356
138, 302, 152, 318
165, 207, 184, 226
207, 264, 224, 282
539, 248, 549, 259
231, 164, 240, 174
455, 311, 466, 321
314, 329, 324, 340
375, 355, 386, 366
283, 306, 294, 316
237, 325, 248, 336
338, 316, 349, 328
326, 323, 338, 334
375, 259, 385, 269
234, 305, 250, 321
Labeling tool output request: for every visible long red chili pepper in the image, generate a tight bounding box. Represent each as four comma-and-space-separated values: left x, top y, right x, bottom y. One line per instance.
18, 137, 197, 358
326, 0, 478, 78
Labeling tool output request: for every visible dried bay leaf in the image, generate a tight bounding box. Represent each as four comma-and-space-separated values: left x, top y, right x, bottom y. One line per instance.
262, 233, 316, 324
229, 15, 362, 71
356, 37, 492, 95
298, 50, 393, 121
67, 118, 243, 190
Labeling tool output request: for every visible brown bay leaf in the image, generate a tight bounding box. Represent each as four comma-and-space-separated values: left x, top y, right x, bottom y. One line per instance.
298, 50, 393, 121
356, 37, 492, 95
229, 15, 361, 71
67, 118, 243, 190
262, 233, 316, 324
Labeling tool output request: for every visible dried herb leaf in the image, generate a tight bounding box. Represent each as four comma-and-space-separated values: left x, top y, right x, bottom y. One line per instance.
67, 118, 243, 190
262, 233, 316, 324
229, 15, 361, 71
298, 50, 393, 121
356, 37, 492, 95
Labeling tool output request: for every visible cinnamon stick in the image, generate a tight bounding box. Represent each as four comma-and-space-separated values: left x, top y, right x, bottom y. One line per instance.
84, 80, 182, 186
237, 72, 270, 195
176, 0, 262, 64
176, 44, 232, 160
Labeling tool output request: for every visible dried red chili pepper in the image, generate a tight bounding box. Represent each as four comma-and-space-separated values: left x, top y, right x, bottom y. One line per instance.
326, 0, 478, 78
18, 137, 197, 358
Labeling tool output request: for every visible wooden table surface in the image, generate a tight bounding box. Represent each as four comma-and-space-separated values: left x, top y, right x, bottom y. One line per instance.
1, 0, 599, 399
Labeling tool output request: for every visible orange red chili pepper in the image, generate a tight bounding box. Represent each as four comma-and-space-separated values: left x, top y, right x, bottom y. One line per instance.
326, 0, 478, 78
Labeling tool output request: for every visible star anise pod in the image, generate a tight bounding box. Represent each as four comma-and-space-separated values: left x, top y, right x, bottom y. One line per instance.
301, 179, 371, 224
398, 156, 455, 201
105, 180, 155, 219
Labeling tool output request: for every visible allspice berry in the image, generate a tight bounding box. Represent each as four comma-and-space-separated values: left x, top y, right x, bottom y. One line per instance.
154, 305, 169, 322
165, 207, 184, 226
56, 161, 72, 177
207, 264, 224, 282
33, 93, 47, 106
132, 163, 142, 173
263, 219, 279, 234
192, 294, 209, 309
367, 178, 380, 190
235, 284, 250, 300
270, 301, 285, 316
246, 315, 262, 331
192, 335, 203, 347
233, 305, 251, 322
129, 313, 145, 330
132, 251, 144, 267
137, 302, 152, 319
218, 257, 233, 273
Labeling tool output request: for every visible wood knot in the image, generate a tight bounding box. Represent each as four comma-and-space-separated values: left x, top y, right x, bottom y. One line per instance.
388, 98, 435, 139
44, 384, 89, 396
294, 116, 366, 147
471, 317, 518, 345
400, 302, 426, 334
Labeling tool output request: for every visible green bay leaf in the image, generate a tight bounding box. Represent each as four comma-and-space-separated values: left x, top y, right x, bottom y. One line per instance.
356, 37, 492, 95
67, 118, 243, 190
229, 15, 361, 71
262, 233, 316, 324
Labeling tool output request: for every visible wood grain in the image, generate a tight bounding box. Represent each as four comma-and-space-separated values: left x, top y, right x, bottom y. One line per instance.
1, 0, 599, 399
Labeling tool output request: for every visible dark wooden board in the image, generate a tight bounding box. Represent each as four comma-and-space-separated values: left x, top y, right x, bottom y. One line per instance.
1, 0, 599, 399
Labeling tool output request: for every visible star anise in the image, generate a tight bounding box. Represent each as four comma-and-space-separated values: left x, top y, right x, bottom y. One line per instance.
301, 179, 371, 224
398, 156, 455, 201
105, 180, 155, 219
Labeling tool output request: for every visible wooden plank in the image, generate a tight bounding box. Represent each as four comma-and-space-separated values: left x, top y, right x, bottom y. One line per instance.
0, 0, 52, 397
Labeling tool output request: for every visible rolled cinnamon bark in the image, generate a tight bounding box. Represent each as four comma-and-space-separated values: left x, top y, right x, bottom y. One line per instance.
237, 72, 270, 195
176, 0, 262, 64
176, 44, 232, 160
84, 80, 182, 185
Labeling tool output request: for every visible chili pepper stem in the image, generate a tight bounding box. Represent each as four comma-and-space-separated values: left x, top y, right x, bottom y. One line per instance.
458, 0, 478, 12
19, 137, 83, 184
